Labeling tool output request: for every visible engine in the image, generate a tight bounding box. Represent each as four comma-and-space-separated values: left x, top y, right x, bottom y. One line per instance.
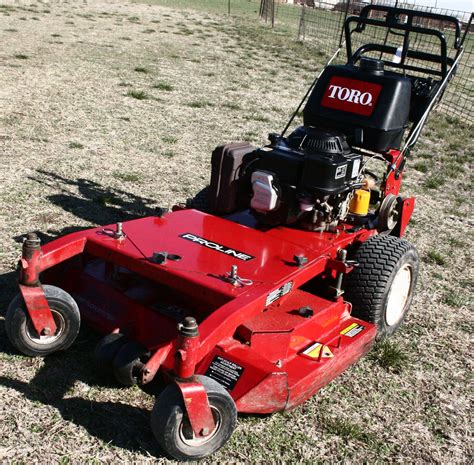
207, 58, 411, 232
248, 127, 363, 231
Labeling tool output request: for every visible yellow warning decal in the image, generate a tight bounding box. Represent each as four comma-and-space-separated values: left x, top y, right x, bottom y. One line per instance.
302, 342, 334, 359
340, 322, 365, 338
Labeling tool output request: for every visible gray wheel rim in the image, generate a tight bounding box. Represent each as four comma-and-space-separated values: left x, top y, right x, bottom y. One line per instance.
25, 309, 66, 344
178, 405, 222, 447
385, 264, 413, 326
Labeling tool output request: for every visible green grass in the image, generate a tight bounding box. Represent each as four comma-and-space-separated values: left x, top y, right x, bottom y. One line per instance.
152, 81, 173, 91
413, 161, 428, 173
442, 293, 467, 308
245, 113, 270, 123
95, 193, 121, 206
187, 99, 213, 108
112, 172, 141, 182
223, 102, 242, 110
68, 141, 84, 149
134, 66, 150, 73
424, 250, 446, 266
423, 175, 445, 190
368, 340, 408, 373
447, 140, 462, 151
447, 237, 465, 248
126, 89, 149, 100
162, 135, 178, 144
324, 417, 378, 445
442, 162, 464, 178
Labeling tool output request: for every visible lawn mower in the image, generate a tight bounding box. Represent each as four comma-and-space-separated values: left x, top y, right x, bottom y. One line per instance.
4, 6, 467, 461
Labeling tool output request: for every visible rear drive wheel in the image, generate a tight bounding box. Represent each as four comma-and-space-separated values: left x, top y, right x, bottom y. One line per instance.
5, 285, 81, 357
344, 235, 419, 339
150, 375, 237, 461
112, 340, 149, 386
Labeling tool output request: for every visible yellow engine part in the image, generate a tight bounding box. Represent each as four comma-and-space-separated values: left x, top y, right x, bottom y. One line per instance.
349, 189, 370, 216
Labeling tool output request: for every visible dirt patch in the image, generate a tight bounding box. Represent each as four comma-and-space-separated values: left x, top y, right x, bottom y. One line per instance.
0, 1, 472, 462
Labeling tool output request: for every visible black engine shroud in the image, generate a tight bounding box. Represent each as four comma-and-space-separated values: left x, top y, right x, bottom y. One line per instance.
255, 127, 362, 196
247, 127, 363, 227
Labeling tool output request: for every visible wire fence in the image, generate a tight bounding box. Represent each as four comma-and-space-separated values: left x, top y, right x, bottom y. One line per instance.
135, 0, 472, 121
258, 0, 473, 121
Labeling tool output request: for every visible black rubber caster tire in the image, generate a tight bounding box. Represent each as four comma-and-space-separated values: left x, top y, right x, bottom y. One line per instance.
5, 285, 81, 357
150, 375, 237, 461
112, 340, 149, 386
344, 234, 419, 339
94, 332, 128, 375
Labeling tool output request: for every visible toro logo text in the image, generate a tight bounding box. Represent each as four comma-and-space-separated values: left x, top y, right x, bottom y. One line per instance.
321, 76, 382, 116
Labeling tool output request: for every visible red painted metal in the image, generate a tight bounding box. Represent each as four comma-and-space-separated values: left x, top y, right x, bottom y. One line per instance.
19, 243, 41, 286
200, 290, 377, 412
383, 149, 404, 196
18, 234, 57, 334
31, 208, 381, 413
40, 233, 87, 271
325, 257, 354, 274
397, 197, 415, 237
19, 284, 57, 335
235, 373, 289, 413
174, 319, 200, 379
142, 343, 173, 384
175, 380, 216, 437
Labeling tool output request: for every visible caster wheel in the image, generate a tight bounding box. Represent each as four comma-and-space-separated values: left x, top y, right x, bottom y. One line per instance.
5, 285, 81, 357
112, 340, 149, 386
94, 332, 127, 375
150, 375, 237, 461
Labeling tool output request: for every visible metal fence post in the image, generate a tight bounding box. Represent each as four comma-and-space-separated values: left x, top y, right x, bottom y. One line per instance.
339, 0, 351, 47
271, 0, 275, 28
298, 4, 306, 42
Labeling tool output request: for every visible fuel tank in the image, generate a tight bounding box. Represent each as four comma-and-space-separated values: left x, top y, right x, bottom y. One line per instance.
304, 58, 411, 152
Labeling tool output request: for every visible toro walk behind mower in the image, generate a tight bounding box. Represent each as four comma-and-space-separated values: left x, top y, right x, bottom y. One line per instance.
4, 6, 468, 461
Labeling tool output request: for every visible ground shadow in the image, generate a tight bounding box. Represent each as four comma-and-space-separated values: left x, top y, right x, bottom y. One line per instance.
0, 321, 164, 457
0, 263, 164, 455
0, 272, 165, 456
28, 170, 164, 236
0, 271, 18, 321
1, 171, 179, 455
6, 170, 165, 308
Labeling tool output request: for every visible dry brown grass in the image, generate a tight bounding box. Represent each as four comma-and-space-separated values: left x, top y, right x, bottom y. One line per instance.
0, 1, 472, 463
